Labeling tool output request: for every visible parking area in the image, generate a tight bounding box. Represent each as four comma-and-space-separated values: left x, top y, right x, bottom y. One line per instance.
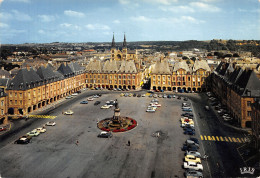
0, 92, 209, 178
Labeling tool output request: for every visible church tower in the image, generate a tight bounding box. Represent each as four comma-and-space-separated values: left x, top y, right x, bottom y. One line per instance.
122, 33, 127, 60
111, 33, 116, 60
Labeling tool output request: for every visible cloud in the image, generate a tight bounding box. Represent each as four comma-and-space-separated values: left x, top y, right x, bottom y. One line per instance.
0, 12, 12, 21
85, 24, 110, 30
9, 0, 30, 3
189, 2, 220, 12
38, 30, 45, 34
38, 15, 56, 22
64, 10, 85, 17
0, 0, 3, 5
130, 16, 151, 22
119, 0, 177, 5
113, 20, 120, 24
130, 15, 204, 24
160, 5, 195, 13
60, 23, 81, 30
0, 22, 9, 28
12, 10, 32, 21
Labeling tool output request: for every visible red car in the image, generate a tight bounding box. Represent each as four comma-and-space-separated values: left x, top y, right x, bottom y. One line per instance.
0, 127, 7, 132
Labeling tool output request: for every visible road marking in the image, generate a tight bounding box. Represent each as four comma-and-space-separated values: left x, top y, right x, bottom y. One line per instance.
200, 135, 244, 143
228, 137, 233, 142
29, 115, 57, 119
232, 137, 237, 142
216, 136, 220, 141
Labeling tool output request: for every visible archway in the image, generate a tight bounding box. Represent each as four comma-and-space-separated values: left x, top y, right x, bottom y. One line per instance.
18, 108, 23, 115
42, 101, 45, 107
128, 85, 131, 89
114, 85, 117, 89
197, 88, 201, 92
188, 87, 191, 91
38, 103, 41, 109
153, 86, 156, 90
245, 121, 251, 128
27, 107, 31, 113
132, 86, 136, 90
8, 108, 14, 115
183, 87, 186, 92
172, 87, 176, 91
192, 88, 196, 92
123, 85, 126, 89
167, 87, 171, 91
163, 86, 166, 91
33, 105, 37, 110
158, 86, 161, 91
117, 54, 122, 60
110, 85, 113, 89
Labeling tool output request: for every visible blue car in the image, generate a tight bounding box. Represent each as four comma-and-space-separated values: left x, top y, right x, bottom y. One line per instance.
80, 101, 88, 104
184, 129, 195, 135
182, 108, 192, 112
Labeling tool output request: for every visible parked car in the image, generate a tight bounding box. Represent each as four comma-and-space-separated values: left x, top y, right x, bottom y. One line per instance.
94, 101, 101, 105
14, 137, 30, 144
185, 140, 199, 148
71, 93, 78, 96
146, 108, 156, 112
167, 95, 172, 98
65, 95, 73, 99
182, 108, 192, 112
0, 127, 7, 132
184, 97, 188, 101
184, 169, 203, 177
137, 94, 141, 97
80, 101, 88, 104
133, 93, 137, 97
64, 110, 74, 115
101, 105, 113, 109
27, 130, 40, 137
183, 161, 203, 171
20, 135, 32, 141
185, 151, 201, 158
185, 155, 201, 163
177, 96, 181, 99
87, 97, 94, 101
46, 121, 56, 126
93, 95, 99, 98
97, 131, 112, 138
182, 145, 198, 152
184, 129, 195, 135
36, 127, 46, 133
141, 94, 146, 97
189, 137, 199, 144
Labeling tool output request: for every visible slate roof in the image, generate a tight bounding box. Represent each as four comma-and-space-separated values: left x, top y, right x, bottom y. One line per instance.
57, 63, 74, 77
228, 67, 243, 84
173, 60, 190, 72
119, 60, 137, 73
234, 69, 260, 97
0, 78, 10, 87
192, 60, 211, 72
151, 60, 171, 74
68, 62, 84, 74
103, 60, 118, 73
7, 68, 43, 90
0, 68, 11, 78
86, 60, 102, 72
36, 65, 64, 83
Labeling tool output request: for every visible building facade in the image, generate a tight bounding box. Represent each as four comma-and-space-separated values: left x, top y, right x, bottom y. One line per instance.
211, 62, 260, 128
252, 98, 260, 151
6, 62, 85, 117
150, 59, 211, 92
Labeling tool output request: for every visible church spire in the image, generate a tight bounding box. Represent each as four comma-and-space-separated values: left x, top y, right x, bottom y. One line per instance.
123, 33, 127, 48
111, 32, 116, 48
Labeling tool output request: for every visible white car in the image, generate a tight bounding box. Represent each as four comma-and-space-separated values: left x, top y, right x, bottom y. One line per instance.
46, 121, 56, 126
87, 97, 94, 101
64, 110, 74, 115
141, 94, 146, 97
185, 151, 201, 158
146, 108, 156, 112
65, 95, 73, 99
101, 105, 113, 109
36, 127, 46, 133
93, 95, 99, 98
183, 161, 203, 171
71, 93, 78, 96
151, 103, 161, 107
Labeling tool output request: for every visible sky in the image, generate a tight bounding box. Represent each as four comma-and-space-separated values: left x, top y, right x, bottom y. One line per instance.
0, 0, 259, 44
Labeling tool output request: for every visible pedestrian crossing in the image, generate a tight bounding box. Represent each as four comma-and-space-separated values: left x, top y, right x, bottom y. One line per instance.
200, 135, 248, 143
28, 115, 57, 119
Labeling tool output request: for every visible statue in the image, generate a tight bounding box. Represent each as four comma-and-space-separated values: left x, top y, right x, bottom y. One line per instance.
115, 99, 119, 109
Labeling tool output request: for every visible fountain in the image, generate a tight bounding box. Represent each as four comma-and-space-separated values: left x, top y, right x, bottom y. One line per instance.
97, 99, 137, 132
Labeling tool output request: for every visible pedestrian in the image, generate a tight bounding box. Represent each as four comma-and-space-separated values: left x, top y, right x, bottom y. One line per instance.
76, 140, 79, 146
128, 140, 130, 146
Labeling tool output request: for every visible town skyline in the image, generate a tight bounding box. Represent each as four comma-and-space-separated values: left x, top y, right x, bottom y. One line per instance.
0, 0, 260, 44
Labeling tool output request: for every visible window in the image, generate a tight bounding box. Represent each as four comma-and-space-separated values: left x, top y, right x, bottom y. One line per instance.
119, 75, 121, 79
172, 77, 175, 81
10, 100, 12, 104
153, 76, 155, 80
163, 81, 165, 85
198, 82, 200, 86
114, 75, 117, 79
89, 75, 92, 78
183, 82, 186, 85
128, 75, 130, 79
110, 75, 112, 79
157, 81, 160, 85
177, 82, 181, 86
168, 76, 170, 80
183, 77, 185, 81
105, 75, 108, 79
123, 75, 126, 79
94, 75, 96, 78
15, 100, 17, 104
193, 82, 195, 86
119, 80, 121, 84
158, 76, 160, 80
247, 101, 251, 107
188, 77, 191, 81
173, 82, 176, 85
1, 101, 3, 106
247, 111, 251, 117
168, 81, 170, 85
153, 81, 155, 84
128, 80, 130, 85
177, 77, 181, 81
132, 75, 135, 79
20, 100, 22, 105
15, 93, 17, 97
163, 76, 165, 80
1, 109, 3, 115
